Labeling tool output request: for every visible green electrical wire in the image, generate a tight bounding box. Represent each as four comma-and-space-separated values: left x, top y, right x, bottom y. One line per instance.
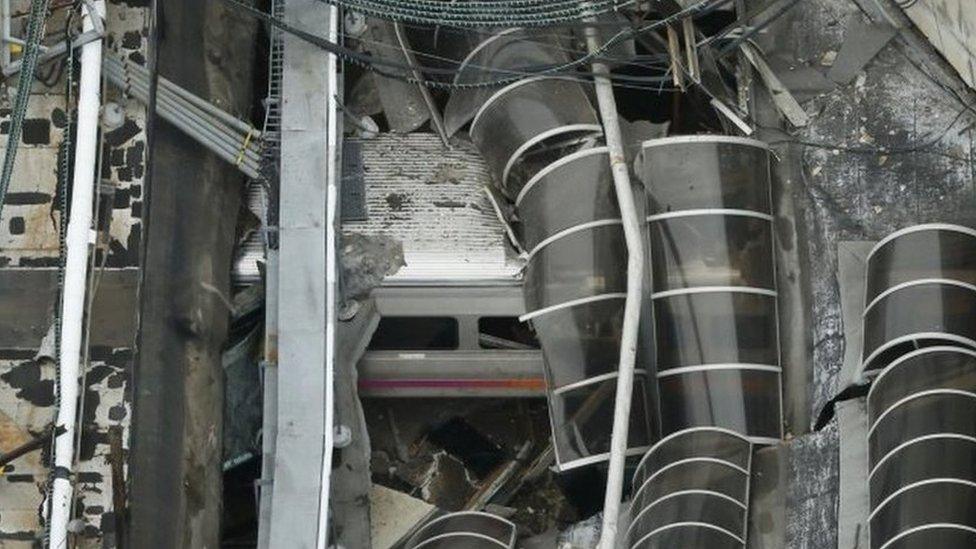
0, 0, 53, 220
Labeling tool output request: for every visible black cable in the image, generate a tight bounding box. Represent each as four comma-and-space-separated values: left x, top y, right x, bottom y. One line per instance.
218, 0, 732, 89
347, 31, 676, 90
766, 102, 974, 161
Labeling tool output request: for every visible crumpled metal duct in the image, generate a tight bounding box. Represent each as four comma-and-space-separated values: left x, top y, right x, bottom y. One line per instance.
859, 224, 976, 376
866, 346, 976, 549
628, 427, 753, 549
637, 136, 784, 443
451, 29, 655, 471
861, 224, 976, 549
404, 511, 517, 549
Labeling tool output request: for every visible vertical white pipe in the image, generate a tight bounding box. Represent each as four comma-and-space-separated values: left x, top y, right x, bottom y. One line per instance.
49, 2, 104, 548
584, 22, 646, 549
315, 5, 339, 549
1, 0, 11, 70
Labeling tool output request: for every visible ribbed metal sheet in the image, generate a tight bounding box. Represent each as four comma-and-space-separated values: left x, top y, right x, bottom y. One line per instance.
342, 133, 522, 283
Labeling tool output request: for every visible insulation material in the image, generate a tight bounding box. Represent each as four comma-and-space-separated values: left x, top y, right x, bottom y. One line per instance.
342, 133, 521, 283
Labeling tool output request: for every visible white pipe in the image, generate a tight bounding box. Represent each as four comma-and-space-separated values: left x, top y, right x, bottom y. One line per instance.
585, 20, 646, 549
315, 5, 339, 548
49, 2, 104, 548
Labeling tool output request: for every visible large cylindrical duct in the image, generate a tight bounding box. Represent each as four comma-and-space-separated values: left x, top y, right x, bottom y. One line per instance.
637, 136, 784, 443
404, 511, 518, 548
451, 29, 654, 471
860, 224, 976, 376
444, 29, 573, 138
863, 223, 976, 549
866, 347, 976, 548
627, 427, 753, 549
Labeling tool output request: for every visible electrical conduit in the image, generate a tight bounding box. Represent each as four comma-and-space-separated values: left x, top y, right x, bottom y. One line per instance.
49, 1, 105, 547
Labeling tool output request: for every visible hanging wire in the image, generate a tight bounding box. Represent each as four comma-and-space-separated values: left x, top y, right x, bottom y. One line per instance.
345, 29, 678, 92
218, 0, 734, 90
314, 0, 637, 27
363, 21, 674, 74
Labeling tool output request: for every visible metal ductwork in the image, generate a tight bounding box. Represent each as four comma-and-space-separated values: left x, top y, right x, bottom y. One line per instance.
628, 427, 753, 549
860, 224, 976, 376
444, 29, 574, 138
863, 224, 976, 549
637, 136, 784, 443
451, 29, 654, 471
404, 511, 517, 548
866, 346, 976, 549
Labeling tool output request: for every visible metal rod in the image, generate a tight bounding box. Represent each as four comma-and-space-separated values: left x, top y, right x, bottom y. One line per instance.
392, 21, 450, 148
585, 17, 647, 549
0, 425, 65, 468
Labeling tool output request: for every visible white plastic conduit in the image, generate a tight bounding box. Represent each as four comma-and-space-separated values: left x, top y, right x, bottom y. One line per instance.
49, 1, 105, 548
584, 19, 647, 549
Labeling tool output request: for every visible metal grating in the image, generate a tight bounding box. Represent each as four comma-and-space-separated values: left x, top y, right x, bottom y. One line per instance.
233, 0, 285, 285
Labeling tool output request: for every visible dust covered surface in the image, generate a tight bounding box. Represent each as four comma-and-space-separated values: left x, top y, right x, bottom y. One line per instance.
761, 0, 976, 425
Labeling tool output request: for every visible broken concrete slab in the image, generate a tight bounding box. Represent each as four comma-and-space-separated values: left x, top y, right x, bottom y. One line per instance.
826, 16, 897, 85
765, 57, 837, 103
369, 484, 436, 549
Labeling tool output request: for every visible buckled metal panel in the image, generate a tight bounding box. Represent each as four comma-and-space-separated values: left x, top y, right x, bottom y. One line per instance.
860, 225, 976, 376
865, 225, 976, 304
861, 282, 976, 374
405, 511, 517, 549
628, 428, 752, 549
867, 346, 976, 549
638, 136, 783, 442
469, 76, 601, 197
452, 31, 652, 470
514, 149, 649, 470
444, 29, 571, 137
529, 298, 624, 389
516, 147, 619, 250
548, 374, 653, 470
523, 224, 627, 312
